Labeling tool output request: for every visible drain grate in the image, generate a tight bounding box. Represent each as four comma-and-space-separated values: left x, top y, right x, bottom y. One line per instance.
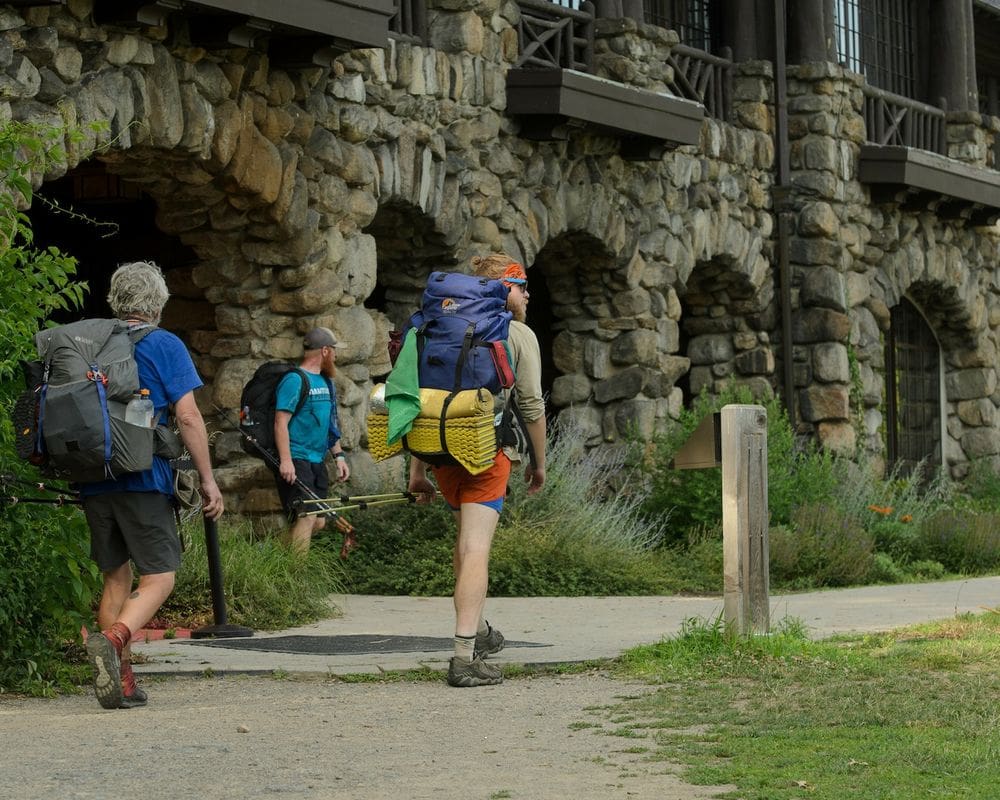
182, 634, 550, 656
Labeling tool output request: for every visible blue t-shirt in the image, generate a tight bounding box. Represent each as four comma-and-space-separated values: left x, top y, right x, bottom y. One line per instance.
80, 328, 203, 497
275, 370, 341, 463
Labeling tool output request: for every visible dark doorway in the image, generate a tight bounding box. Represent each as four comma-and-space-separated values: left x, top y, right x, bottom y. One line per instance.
28, 161, 196, 321
885, 297, 941, 477
525, 267, 557, 408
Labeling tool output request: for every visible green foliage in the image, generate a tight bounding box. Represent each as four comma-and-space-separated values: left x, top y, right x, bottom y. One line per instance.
769, 504, 875, 587
0, 121, 94, 695
641, 387, 838, 543
347, 428, 678, 597
162, 518, 348, 630
916, 510, 1000, 574
0, 122, 87, 380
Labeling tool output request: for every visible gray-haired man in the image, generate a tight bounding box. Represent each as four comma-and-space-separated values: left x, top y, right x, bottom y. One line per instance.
82, 261, 223, 709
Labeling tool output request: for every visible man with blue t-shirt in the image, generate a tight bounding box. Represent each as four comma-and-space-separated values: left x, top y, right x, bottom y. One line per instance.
81, 261, 223, 710
273, 326, 350, 554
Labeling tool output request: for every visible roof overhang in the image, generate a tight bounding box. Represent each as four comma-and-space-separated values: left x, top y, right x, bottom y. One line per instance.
860, 144, 1000, 225
506, 68, 704, 160
7, 0, 395, 63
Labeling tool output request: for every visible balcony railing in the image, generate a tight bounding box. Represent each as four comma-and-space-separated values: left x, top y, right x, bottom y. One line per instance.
514, 0, 594, 72
390, 0, 426, 41
862, 85, 946, 155
666, 43, 732, 122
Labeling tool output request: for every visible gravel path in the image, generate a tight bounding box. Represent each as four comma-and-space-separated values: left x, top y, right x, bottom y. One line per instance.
0, 672, 732, 800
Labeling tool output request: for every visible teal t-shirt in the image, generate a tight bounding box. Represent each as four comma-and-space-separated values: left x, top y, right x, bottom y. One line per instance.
274, 370, 341, 463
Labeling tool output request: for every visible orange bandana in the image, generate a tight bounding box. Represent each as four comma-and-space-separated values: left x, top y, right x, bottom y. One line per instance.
501, 262, 527, 286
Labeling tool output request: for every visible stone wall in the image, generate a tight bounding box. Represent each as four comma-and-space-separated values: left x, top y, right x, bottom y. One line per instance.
4, 0, 1000, 514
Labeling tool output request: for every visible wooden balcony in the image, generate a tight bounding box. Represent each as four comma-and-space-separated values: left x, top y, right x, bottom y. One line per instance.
507, 0, 705, 159
860, 144, 1000, 225
81, 0, 395, 65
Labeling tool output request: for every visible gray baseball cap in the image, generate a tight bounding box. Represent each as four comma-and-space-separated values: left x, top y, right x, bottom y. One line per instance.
302, 327, 339, 350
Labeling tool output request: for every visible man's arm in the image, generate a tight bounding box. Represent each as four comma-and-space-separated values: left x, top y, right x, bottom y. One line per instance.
173, 391, 224, 519
274, 410, 296, 484
407, 456, 436, 503
523, 415, 546, 494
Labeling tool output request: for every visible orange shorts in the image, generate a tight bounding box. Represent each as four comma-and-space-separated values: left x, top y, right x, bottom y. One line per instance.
431, 451, 511, 513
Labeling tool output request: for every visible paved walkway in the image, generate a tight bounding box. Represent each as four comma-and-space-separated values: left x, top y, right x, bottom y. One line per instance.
133, 576, 1000, 677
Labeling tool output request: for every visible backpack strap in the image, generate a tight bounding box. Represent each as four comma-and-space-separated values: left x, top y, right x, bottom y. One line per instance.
128, 324, 158, 344
290, 368, 312, 418
454, 323, 475, 393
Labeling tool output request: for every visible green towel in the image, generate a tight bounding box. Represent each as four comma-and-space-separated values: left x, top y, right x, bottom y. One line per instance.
385, 328, 421, 444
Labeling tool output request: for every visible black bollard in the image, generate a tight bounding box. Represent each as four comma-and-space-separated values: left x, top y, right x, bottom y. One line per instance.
191, 514, 253, 639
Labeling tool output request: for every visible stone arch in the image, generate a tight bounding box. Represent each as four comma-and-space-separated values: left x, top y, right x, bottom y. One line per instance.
363, 198, 462, 366
533, 230, 671, 446
866, 224, 998, 477
676, 211, 775, 406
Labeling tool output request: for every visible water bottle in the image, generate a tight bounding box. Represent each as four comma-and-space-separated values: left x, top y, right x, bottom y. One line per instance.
125, 389, 154, 427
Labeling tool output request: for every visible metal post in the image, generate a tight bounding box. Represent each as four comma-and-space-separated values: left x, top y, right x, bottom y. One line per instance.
721, 404, 770, 636
191, 515, 254, 639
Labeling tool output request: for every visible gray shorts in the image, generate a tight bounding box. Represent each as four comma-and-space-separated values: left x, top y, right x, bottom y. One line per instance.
82, 492, 181, 575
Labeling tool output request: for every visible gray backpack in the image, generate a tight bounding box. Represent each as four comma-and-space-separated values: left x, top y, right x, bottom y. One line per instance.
29, 319, 157, 482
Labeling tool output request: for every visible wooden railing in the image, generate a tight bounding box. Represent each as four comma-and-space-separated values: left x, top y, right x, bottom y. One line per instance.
666, 43, 732, 122
862, 85, 946, 155
514, 0, 594, 71
389, 0, 426, 41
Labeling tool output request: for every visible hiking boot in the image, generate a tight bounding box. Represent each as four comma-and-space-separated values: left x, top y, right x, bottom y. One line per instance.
475, 625, 505, 660
120, 684, 148, 709
120, 662, 147, 709
447, 656, 503, 687
86, 632, 123, 710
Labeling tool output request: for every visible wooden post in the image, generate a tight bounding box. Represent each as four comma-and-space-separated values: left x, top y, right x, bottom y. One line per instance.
721, 404, 769, 636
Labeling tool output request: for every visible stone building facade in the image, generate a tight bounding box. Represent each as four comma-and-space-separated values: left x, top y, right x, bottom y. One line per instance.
3, 0, 1000, 514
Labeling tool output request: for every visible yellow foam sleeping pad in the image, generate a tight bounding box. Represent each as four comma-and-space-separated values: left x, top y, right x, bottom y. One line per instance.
367, 384, 499, 475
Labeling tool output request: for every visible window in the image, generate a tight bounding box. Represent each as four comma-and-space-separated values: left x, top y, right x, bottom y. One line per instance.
885, 298, 942, 478
643, 0, 715, 52
834, 0, 917, 98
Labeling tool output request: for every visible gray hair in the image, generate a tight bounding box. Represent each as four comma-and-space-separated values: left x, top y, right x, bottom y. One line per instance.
107, 261, 170, 321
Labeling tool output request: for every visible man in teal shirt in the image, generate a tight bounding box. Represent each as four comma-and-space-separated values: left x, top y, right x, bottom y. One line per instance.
273, 327, 349, 553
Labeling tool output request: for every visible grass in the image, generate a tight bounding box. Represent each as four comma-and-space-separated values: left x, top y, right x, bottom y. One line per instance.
160, 517, 348, 630
597, 610, 1000, 799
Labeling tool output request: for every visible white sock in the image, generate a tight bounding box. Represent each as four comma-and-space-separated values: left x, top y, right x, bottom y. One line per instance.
477, 618, 490, 637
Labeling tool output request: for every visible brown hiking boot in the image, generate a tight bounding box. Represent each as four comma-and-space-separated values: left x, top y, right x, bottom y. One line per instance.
447, 656, 503, 687
85, 632, 123, 710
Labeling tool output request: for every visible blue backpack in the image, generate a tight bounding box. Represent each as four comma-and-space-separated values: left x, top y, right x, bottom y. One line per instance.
407, 271, 515, 393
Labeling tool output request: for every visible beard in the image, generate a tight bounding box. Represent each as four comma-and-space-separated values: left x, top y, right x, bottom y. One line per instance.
511, 305, 527, 323
321, 352, 337, 378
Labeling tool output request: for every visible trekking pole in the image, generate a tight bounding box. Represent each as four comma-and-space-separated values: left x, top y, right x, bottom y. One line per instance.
190, 514, 254, 640
0, 473, 79, 498
0, 494, 82, 507
213, 405, 358, 555
296, 491, 417, 507
295, 495, 416, 516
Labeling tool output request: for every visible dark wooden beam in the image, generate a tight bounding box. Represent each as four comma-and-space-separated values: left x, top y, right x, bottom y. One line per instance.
506, 67, 704, 151
928, 0, 975, 112
94, 0, 392, 50
860, 144, 1000, 211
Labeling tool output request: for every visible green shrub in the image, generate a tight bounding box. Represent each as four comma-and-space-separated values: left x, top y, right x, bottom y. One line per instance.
162, 517, 348, 630
0, 451, 98, 695
959, 459, 1000, 513
664, 524, 724, 594
769, 503, 875, 587
641, 387, 838, 543
348, 423, 675, 596
0, 121, 97, 695
917, 510, 1000, 574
